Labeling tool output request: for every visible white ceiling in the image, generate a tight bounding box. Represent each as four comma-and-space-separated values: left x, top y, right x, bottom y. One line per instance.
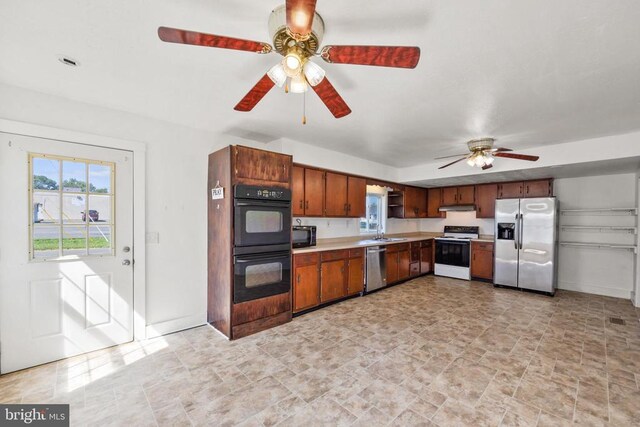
2, 0, 640, 167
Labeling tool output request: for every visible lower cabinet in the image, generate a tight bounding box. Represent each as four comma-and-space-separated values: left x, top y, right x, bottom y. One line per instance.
471, 241, 494, 281
420, 239, 434, 274
386, 249, 399, 284
386, 243, 411, 284
293, 253, 320, 312
347, 248, 365, 295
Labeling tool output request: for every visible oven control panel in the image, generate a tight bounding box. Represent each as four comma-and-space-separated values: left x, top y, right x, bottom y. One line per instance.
234, 185, 292, 201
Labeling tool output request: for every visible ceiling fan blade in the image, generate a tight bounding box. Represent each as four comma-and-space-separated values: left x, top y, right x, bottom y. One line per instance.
158, 27, 272, 54
434, 153, 470, 160
438, 157, 468, 170
320, 45, 420, 68
482, 164, 494, 170
491, 147, 513, 152
494, 152, 540, 162
234, 74, 275, 112
311, 77, 351, 118
286, 0, 317, 39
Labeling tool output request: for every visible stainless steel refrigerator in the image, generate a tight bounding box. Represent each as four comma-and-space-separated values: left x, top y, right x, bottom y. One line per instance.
494, 197, 558, 295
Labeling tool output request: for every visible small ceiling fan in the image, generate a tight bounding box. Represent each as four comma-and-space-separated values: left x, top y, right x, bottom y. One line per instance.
157, 0, 420, 120
436, 138, 540, 170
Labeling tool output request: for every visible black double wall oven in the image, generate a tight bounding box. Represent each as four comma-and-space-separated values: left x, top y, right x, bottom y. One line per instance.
233, 185, 292, 304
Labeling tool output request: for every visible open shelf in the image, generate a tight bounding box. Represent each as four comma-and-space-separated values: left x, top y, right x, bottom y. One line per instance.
561, 225, 637, 234
559, 242, 637, 254
560, 208, 637, 216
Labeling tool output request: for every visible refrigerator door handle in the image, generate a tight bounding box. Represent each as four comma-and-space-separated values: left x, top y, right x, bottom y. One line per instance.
519, 211, 524, 249
514, 213, 519, 250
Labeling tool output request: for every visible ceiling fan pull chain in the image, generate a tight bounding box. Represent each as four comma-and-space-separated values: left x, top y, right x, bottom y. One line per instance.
302, 90, 307, 125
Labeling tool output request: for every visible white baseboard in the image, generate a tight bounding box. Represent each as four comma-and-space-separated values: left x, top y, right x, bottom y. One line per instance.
145, 313, 206, 339
557, 281, 631, 299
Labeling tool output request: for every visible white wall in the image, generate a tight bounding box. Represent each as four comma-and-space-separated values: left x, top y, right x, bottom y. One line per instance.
554, 173, 638, 299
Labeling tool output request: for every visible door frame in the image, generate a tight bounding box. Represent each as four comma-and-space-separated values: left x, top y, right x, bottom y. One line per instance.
0, 118, 147, 341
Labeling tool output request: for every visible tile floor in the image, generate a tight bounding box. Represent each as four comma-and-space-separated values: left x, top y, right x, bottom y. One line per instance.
1, 276, 639, 426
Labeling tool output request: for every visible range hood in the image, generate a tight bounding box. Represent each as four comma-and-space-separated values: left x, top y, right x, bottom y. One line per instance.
438, 204, 476, 212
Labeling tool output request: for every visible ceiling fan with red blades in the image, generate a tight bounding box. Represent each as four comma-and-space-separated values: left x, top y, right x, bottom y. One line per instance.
157, 0, 420, 120
436, 138, 540, 170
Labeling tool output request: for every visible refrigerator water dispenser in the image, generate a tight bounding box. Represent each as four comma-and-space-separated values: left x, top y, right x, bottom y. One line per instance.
497, 223, 515, 240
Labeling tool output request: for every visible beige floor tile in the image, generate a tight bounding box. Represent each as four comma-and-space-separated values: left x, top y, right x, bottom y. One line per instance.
514, 372, 576, 420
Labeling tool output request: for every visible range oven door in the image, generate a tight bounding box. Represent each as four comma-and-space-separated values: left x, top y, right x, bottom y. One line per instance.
233, 250, 291, 304
234, 199, 291, 248
435, 240, 471, 267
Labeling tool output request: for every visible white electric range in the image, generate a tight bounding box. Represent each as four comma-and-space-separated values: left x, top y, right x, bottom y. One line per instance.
434, 226, 480, 280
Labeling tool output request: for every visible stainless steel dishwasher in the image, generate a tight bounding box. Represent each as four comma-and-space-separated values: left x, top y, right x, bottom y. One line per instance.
365, 246, 387, 293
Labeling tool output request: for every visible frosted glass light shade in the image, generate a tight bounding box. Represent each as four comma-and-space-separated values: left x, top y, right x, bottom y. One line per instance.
283, 53, 302, 77
303, 61, 325, 86
290, 74, 308, 93
485, 155, 494, 165
267, 63, 287, 87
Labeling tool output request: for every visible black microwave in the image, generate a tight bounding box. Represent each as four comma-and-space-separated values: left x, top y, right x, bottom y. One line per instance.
292, 225, 317, 248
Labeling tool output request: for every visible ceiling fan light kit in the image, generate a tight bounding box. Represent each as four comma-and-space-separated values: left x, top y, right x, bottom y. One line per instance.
437, 138, 540, 170
157, 0, 420, 120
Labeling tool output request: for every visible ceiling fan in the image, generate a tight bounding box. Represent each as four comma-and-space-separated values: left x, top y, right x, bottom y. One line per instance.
436, 138, 540, 170
157, 0, 420, 120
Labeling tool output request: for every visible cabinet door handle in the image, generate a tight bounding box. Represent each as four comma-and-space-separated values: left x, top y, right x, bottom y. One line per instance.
348, 203, 351, 212
526, 185, 529, 194
305, 200, 309, 209
299, 200, 303, 209
344, 203, 348, 213
297, 274, 301, 284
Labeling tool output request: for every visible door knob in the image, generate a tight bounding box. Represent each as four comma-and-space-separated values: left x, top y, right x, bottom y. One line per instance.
122, 259, 131, 266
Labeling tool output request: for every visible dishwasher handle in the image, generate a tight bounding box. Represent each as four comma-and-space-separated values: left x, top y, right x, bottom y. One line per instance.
367, 248, 387, 253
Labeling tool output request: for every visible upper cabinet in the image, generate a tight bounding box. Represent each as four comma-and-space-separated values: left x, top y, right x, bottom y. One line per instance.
292, 165, 305, 216
442, 186, 475, 206
347, 176, 367, 218
233, 146, 291, 186
475, 184, 498, 219
292, 164, 366, 218
404, 187, 427, 218
303, 168, 325, 216
324, 172, 349, 216
427, 188, 445, 218
498, 179, 553, 199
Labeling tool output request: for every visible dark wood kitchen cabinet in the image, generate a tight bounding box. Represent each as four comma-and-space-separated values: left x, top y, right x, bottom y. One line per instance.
420, 239, 434, 274
497, 181, 523, 199
292, 165, 305, 216
523, 179, 553, 198
347, 248, 365, 295
347, 176, 367, 218
320, 250, 348, 303
293, 253, 320, 312
303, 168, 325, 216
442, 186, 475, 206
404, 187, 427, 218
409, 242, 421, 277
324, 172, 348, 217
233, 145, 291, 185
385, 245, 399, 284
386, 244, 410, 284
498, 179, 553, 199
475, 184, 498, 219
471, 241, 494, 281
427, 188, 445, 218
208, 145, 292, 340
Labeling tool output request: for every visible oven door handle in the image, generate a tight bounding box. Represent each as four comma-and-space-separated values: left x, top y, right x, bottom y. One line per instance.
235, 200, 291, 208
234, 251, 291, 263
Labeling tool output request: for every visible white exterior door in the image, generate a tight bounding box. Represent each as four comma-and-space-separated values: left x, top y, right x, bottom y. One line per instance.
0, 132, 134, 373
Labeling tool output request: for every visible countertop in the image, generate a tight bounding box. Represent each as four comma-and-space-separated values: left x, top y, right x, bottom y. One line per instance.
293, 232, 494, 254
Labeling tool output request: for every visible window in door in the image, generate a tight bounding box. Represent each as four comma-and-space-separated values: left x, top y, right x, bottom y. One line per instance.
30, 153, 115, 260
360, 192, 386, 234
